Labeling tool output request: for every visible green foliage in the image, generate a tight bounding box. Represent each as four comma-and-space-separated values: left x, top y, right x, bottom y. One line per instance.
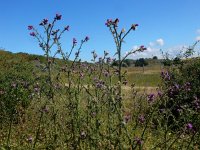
135, 58, 148, 67
162, 58, 172, 66
160, 57, 200, 131
173, 57, 181, 65
153, 56, 158, 59
0, 63, 34, 124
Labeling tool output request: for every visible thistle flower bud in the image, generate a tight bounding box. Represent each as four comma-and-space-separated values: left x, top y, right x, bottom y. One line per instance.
131, 24, 139, 30
121, 28, 126, 33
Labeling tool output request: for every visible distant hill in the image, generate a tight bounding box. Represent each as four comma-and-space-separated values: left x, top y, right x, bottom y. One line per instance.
0, 49, 165, 69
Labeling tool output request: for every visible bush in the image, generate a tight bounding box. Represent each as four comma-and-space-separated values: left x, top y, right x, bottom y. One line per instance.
153, 56, 158, 59
160, 57, 200, 131
135, 58, 148, 67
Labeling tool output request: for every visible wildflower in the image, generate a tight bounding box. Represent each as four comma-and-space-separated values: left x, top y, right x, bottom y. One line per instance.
105, 19, 112, 26
157, 90, 162, 97
64, 25, 70, 31
161, 70, 170, 81
28, 25, 33, 30
39, 18, 48, 26
30, 32, 36, 37
55, 13, 62, 20
186, 123, 193, 130
42, 106, 49, 113
113, 18, 119, 26
103, 71, 109, 77
183, 82, 191, 91
138, 115, 145, 124
80, 72, 84, 78
73, 38, 77, 45
51, 29, 60, 36
106, 57, 112, 63
92, 51, 97, 59
139, 45, 147, 51
80, 131, 87, 139
98, 57, 103, 63
131, 24, 139, 30
27, 136, 33, 143
85, 36, 89, 42
134, 137, 143, 145
11, 83, 17, 88
147, 93, 155, 102
75, 51, 79, 57
123, 114, 131, 124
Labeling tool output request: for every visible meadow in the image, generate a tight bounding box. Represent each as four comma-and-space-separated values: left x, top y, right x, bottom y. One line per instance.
0, 15, 200, 150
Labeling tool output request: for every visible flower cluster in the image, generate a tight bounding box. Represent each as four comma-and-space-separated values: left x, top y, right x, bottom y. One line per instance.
147, 93, 155, 102
161, 70, 170, 81
105, 18, 119, 27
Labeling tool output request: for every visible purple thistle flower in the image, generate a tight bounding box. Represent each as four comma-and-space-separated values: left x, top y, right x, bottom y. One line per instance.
39, 19, 48, 26
123, 113, 131, 124
147, 93, 155, 102
139, 45, 147, 51
80, 72, 84, 78
42, 106, 49, 113
113, 18, 119, 26
106, 57, 112, 63
138, 115, 145, 124
55, 13, 62, 20
75, 51, 79, 57
186, 123, 193, 130
157, 90, 163, 97
105, 19, 113, 26
85, 36, 89, 42
103, 71, 109, 77
131, 24, 139, 30
134, 137, 142, 145
28, 25, 33, 30
73, 38, 77, 45
64, 25, 70, 31
30, 32, 36, 37
43, 19, 48, 25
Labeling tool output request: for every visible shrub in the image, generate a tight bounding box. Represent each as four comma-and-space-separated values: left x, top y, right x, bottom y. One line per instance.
135, 58, 148, 67
159, 52, 200, 131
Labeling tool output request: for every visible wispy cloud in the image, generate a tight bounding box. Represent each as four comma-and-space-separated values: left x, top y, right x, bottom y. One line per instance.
128, 38, 165, 59
156, 38, 164, 46
197, 29, 200, 34
196, 36, 200, 41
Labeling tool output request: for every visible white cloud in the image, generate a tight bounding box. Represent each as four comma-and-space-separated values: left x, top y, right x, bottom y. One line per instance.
197, 29, 200, 34
196, 36, 200, 41
129, 46, 162, 59
149, 42, 155, 47
156, 38, 164, 46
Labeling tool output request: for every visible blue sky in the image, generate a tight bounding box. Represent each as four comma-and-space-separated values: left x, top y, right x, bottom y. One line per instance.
0, 0, 200, 60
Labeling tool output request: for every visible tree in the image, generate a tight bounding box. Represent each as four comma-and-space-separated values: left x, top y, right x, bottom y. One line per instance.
153, 56, 158, 59
135, 58, 148, 67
